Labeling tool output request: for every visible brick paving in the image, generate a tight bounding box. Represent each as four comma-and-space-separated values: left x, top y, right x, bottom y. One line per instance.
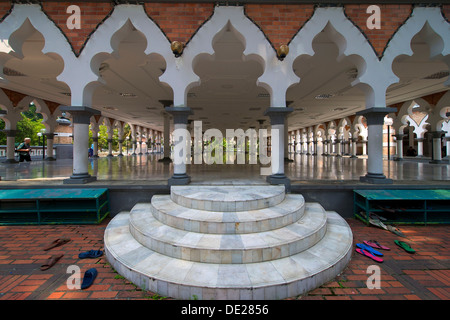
0, 217, 448, 301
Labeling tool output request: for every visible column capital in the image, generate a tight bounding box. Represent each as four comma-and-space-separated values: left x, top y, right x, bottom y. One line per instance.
165, 107, 193, 124
44, 132, 56, 139
393, 134, 406, 139
1, 129, 17, 137
60, 106, 101, 124
429, 131, 444, 139
264, 107, 293, 125
356, 107, 396, 125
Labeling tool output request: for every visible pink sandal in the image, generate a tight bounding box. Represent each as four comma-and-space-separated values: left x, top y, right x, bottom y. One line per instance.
364, 240, 390, 251
356, 248, 383, 263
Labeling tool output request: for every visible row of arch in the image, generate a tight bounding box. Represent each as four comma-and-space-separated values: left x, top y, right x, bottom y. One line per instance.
0, 4, 449, 184
0, 88, 164, 161
288, 90, 450, 161
0, 4, 448, 110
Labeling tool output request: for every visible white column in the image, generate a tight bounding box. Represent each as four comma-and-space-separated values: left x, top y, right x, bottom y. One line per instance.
107, 139, 113, 157
416, 138, 424, 157
444, 136, 450, 159
4, 130, 18, 163
166, 107, 192, 186
394, 134, 405, 161
92, 137, 99, 157
357, 107, 395, 184
336, 139, 342, 157
430, 131, 444, 164
118, 139, 124, 156
264, 107, 293, 187
45, 133, 56, 161
159, 113, 172, 162
61, 106, 100, 184
351, 138, 358, 158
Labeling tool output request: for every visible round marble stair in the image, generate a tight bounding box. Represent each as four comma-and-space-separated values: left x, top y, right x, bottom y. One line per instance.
104, 185, 353, 300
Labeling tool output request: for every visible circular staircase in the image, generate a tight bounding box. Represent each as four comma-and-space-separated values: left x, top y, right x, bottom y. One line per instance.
104, 185, 353, 300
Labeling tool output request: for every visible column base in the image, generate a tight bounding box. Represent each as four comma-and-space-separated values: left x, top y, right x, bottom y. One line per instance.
118, 154, 124, 157
350, 155, 358, 159
158, 157, 172, 163
284, 157, 294, 162
429, 159, 448, 164
266, 174, 291, 191
64, 173, 97, 184
45, 157, 56, 161
3, 159, 18, 164
360, 173, 393, 184
107, 154, 114, 158
168, 173, 191, 186
393, 157, 403, 161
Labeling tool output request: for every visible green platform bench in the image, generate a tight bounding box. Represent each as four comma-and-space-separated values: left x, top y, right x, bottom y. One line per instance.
0, 188, 110, 225
354, 189, 450, 225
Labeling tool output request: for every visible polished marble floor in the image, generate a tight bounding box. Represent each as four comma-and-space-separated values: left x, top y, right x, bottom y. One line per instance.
0, 152, 449, 185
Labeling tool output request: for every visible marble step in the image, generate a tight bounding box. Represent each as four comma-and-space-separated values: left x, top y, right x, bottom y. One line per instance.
129, 202, 326, 264
150, 193, 305, 234
104, 210, 353, 300
170, 185, 286, 212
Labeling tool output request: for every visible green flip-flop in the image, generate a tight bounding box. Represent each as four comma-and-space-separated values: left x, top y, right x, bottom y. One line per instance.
394, 240, 415, 253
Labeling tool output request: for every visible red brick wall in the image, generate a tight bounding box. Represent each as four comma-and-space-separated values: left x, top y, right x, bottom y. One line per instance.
345, 4, 412, 58
41, 1, 113, 56
245, 4, 314, 49
2, 2, 449, 58
0, 2, 11, 21
443, 5, 450, 21
144, 2, 214, 44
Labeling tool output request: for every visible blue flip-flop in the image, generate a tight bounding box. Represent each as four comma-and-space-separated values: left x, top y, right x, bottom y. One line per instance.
78, 250, 103, 259
356, 243, 383, 256
81, 268, 98, 290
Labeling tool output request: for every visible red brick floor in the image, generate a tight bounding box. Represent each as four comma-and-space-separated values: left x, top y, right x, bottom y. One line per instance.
0, 217, 448, 301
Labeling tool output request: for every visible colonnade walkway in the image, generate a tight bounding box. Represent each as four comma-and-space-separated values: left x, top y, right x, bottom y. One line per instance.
0, 153, 448, 303
0, 153, 449, 186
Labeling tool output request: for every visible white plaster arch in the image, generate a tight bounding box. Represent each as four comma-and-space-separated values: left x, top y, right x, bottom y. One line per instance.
15, 96, 61, 133
113, 119, 125, 138
337, 117, 351, 139
389, 100, 419, 134
75, 4, 172, 106
382, 7, 450, 88
406, 113, 429, 139
287, 7, 384, 108
432, 90, 450, 131
0, 4, 73, 84
0, 88, 21, 130
314, 124, 325, 143
350, 115, 363, 139
161, 5, 296, 108
326, 120, 337, 138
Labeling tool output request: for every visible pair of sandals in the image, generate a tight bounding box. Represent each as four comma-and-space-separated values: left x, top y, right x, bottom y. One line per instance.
355, 240, 389, 263
40, 238, 103, 279
40, 238, 71, 271
356, 239, 416, 262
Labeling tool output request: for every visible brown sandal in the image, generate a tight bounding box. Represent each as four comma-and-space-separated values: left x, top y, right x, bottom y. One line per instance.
40, 254, 64, 271
43, 238, 71, 251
